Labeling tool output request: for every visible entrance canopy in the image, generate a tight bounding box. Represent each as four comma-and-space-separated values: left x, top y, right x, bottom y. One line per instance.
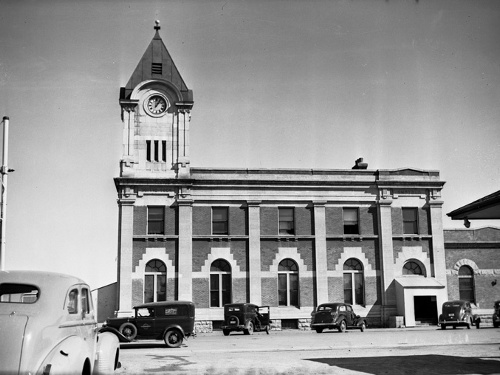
395, 277, 447, 327
447, 190, 500, 226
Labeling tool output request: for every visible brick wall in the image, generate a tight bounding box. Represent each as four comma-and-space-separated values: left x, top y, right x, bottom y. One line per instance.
192, 239, 248, 272
328, 277, 343, 301
445, 247, 500, 270
232, 278, 247, 303
392, 239, 431, 263
193, 278, 209, 308
300, 277, 315, 306
229, 206, 247, 235
261, 207, 278, 235
134, 205, 177, 235
192, 206, 211, 235
325, 207, 343, 235
360, 206, 378, 235
132, 239, 177, 270
261, 278, 278, 306
295, 206, 313, 235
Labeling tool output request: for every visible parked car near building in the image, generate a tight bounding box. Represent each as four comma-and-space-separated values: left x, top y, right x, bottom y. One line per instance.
310, 303, 367, 333
0, 270, 120, 375
438, 300, 479, 329
101, 301, 195, 348
492, 300, 500, 328
221, 303, 271, 335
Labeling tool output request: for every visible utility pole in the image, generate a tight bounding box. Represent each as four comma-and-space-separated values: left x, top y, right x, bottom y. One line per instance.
0, 116, 14, 271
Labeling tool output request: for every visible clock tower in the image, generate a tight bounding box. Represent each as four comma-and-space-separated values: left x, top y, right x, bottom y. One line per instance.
119, 21, 193, 179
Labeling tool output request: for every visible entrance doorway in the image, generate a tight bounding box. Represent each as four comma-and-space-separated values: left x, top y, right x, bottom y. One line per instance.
414, 296, 437, 325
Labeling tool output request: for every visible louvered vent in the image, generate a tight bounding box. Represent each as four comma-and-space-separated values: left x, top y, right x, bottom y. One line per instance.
151, 63, 162, 75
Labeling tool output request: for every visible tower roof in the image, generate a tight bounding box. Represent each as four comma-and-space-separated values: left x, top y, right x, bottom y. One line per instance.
120, 21, 193, 103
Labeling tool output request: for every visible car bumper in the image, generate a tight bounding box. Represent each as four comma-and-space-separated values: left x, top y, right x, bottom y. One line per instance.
221, 325, 246, 331
310, 322, 338, 329
438, 320, 469, 326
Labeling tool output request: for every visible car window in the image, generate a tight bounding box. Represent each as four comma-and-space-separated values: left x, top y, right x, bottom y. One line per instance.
0, 283, 39, 304
346, 305, 353, 313
318, 306, 332, 311
81, 288, 90, 314
339, 305, 346, 312
228, 306, 241, 312
137, 307, 153, 317
66, 289, 79, 314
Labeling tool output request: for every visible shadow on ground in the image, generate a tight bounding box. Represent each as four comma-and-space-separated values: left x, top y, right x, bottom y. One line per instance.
305, 355, 500, 375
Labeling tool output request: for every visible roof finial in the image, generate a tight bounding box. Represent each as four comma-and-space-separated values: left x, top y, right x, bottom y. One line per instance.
154, 20, 161, 31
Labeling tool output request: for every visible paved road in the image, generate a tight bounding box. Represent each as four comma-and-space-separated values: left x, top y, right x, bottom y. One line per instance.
115, 327, 500, 374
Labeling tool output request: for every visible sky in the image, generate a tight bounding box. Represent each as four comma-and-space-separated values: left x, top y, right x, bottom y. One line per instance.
0, 0, 499, 289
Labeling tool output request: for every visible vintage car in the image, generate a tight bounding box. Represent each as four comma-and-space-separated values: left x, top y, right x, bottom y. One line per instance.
310, 302, 367, 333
101, 301, 195, 348
493, 301, 500, 328
438, 300, 479, 329
221, 303, 271, 335
0, 270, 120, 375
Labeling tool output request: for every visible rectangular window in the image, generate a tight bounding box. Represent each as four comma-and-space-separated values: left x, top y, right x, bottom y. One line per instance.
402, 208, 418, 234
279, 208, 295, 235
162, 140, 167, 162
146, 140, 152, 162
343, 208, 359, 235
154, 140, 159, 162
148, 206, 165, 235
212, 207, 229, 235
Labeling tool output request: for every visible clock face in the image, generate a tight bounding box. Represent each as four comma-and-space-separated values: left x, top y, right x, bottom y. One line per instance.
147, 95, 167, 115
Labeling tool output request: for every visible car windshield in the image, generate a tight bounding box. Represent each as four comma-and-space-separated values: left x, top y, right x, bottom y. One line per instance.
0, 283, 40, 304
317, 305, 335, 311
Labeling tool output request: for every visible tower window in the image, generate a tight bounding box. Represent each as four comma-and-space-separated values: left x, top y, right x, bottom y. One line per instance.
154, 140, 159, 162
162, 141, 167, 162
148, 206, 165, 235
402, 208, 419, 234
146, 140, 152, 162
212, 207, 229, 235
151, 63, 162, 75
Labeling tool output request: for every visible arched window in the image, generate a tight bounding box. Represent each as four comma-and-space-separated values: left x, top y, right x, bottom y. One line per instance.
278, 259, 299, 307
144, 259, 166, 303
459, 266, 475, 303
403, 260, 425, 276
210, 259, 231, 307
343, 258, 364, 305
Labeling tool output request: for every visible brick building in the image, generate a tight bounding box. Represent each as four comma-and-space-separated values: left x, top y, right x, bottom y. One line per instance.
112, 23, 454, 329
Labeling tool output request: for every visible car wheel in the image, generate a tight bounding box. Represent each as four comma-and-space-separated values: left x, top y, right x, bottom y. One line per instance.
244, 321, 254, 335
164, 329, 183, 348
223, 329, 230, 336
360, 322, 366, 332
119, 323, 137, 340
476, 321, 480, 329
315, 328, 323, 333
494, 322, 499, 328
338, 320, 347, 333
441, 324, 446, 330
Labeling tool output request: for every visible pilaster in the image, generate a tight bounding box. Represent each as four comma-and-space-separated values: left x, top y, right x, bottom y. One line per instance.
313, 201, 328, 305
178, 199, 193, 301
117, 197, 135, 312
377, 199, 397, 322
247, 201, 262, 304
428, 200, 448, 288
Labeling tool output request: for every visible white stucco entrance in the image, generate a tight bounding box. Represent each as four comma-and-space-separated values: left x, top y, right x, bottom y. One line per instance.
395, 277, 447, 327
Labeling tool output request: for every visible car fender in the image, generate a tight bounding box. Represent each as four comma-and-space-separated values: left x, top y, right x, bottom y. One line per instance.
94, 332, 120, 374
37, 335, 93, 375
163, 324, 186, 338
355, 318, 367, 327
99, 326, 132, 343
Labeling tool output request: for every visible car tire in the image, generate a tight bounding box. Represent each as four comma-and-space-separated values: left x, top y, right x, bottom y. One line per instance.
119, 323, 137, 340
441, 324, 446, 330
164, 329, 183, 348
223, 329, 230, 336
244, 321, 254, 335
494, 322, 499, 328
315, 328, 323, 334
338, 320, 347, 333
360, 322, 366, 332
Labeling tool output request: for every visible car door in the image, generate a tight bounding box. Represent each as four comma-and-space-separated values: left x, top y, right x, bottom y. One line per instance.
135, 307, 156, 338
80, 287, 97, 347
345, 305, 355, 326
